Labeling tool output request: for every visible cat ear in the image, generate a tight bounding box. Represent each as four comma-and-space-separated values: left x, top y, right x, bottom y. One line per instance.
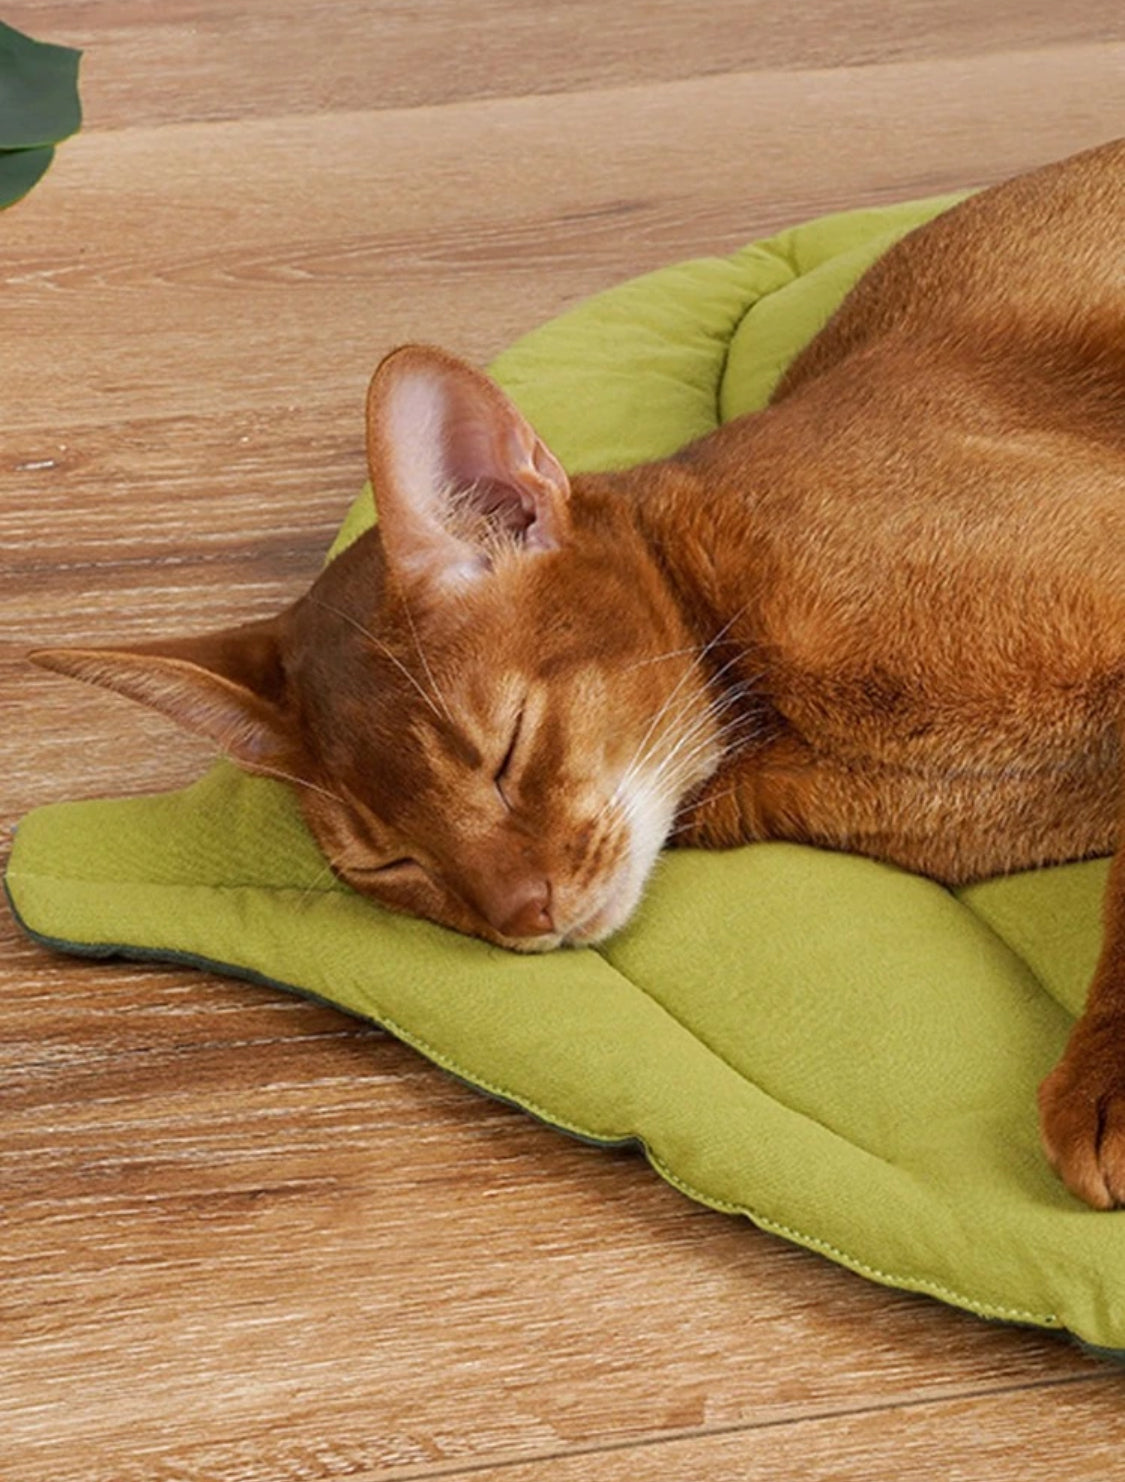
366, 344, 571, 591
29, 618, 293, 768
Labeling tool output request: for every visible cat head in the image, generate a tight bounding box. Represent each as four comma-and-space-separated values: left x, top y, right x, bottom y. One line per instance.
32, 347, 725, 950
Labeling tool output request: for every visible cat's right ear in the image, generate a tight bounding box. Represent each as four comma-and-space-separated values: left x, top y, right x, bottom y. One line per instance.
365, 344, 571, 594
28, 618, 294, 770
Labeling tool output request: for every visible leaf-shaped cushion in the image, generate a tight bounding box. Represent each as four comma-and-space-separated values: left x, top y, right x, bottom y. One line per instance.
9, 193, 1125, 1355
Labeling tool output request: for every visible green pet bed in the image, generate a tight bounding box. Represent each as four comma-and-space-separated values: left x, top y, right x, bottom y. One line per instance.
9, 193, 1125, 1356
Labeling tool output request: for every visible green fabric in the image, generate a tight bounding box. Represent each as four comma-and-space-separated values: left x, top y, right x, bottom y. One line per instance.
10, 194, 1125, 1354
0, 21, 82, 210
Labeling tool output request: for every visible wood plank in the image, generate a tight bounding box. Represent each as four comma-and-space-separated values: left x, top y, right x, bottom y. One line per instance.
4, 42, 1123, 445
2, 407, 362, 579
0, 665, 216, 817
380, 1380, 1125, 1482
11, 0, 1124, 128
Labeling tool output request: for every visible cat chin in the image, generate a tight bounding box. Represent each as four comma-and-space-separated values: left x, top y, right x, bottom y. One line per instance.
500, 932, 567, 955
563, 905, 623, 948
564, 869, 648, 947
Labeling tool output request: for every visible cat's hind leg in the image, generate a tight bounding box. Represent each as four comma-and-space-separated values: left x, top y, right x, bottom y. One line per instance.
1039, 744, 1125, 1208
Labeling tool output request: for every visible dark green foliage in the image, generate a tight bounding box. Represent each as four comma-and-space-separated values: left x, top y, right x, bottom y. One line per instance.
0, 20, 82, 209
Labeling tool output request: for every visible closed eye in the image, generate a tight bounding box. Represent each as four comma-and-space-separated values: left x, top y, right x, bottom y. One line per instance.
348, 856, 422, 877
494, 705, 525, 806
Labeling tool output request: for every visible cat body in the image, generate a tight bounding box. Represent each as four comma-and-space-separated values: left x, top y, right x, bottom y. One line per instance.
33, 137, 1125, 1208
643, 163, 1125, 882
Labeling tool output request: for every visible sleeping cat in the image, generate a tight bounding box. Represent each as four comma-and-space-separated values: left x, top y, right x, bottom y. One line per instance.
31, 137, 1125, 1209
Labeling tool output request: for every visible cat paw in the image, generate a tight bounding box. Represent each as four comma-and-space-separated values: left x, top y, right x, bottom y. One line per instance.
1039, 1018, 1125, 1210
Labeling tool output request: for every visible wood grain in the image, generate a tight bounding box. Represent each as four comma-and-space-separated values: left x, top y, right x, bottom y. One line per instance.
11, 0, 1125, 127
3, 2, 1125, 1477
6, 40, 1125, 440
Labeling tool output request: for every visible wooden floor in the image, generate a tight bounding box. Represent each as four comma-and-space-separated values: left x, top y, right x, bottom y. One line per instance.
4, 4, 1125, 1476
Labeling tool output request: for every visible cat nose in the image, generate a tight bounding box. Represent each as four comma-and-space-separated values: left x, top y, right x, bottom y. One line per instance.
495, 878, 555, 939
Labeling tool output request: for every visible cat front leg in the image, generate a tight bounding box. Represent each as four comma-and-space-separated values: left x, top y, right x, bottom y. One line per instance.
1038, 840, 1125, 1209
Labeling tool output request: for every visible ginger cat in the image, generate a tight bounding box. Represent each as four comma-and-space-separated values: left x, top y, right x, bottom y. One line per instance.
32, 138, 1125, 1209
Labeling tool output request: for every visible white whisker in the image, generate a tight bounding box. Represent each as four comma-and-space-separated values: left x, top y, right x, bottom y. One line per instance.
626, 649, 752, 788
295, 840, 375, 906
668, 783, 746, 838
309, 594, 444, 721
249, 760, 349, 809
594, 617, 756, 832
619, 700, 767, 835
621, 644, 711, 672
399, 591, 455, 725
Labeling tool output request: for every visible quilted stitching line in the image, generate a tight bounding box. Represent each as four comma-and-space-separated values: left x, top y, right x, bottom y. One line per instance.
710, 239, 798, 425
360, 1005, 1064, 1332
645, 1156, 1060, 1328
592, 942, 897, 1169
709, 253, 795, 427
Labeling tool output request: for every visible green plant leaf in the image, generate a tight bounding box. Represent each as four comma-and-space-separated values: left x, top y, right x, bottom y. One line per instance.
0, 144, 54, 209
0, 20, 82, 149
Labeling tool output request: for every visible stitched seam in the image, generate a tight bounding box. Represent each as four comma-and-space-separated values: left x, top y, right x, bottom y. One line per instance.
374, 1008, 1060, 1326
594, 940, 895, 1168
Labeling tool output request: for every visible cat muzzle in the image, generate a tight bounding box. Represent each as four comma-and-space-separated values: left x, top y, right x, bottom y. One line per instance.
489, 877, 555, 939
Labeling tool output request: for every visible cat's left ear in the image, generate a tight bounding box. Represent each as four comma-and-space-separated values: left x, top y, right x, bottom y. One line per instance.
366, 344, 571, 592
29, 618, 295, 770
